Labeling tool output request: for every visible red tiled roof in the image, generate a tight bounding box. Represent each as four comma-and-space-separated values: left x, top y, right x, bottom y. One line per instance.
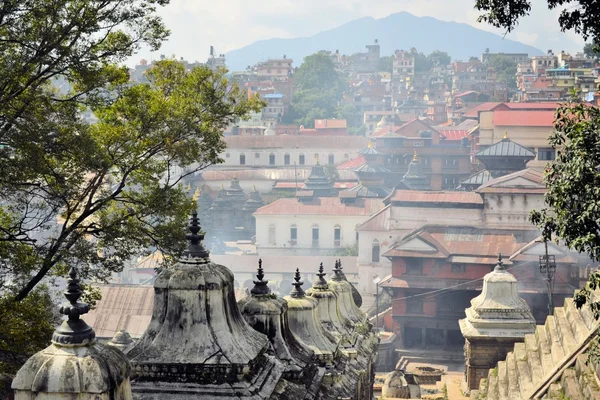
371, 118, 433, 137
389, 190, 483, 205
504, 102, 560, 110
438, 129, 469, 141
254, 197, 383, 216
356, 205, 391, 232
273, 181, 358, 189
315, 119, 347, 129
463, 102, 502, 118
493, 110, 555, 127
530, 79, 551, 89
337, 155, 366, 170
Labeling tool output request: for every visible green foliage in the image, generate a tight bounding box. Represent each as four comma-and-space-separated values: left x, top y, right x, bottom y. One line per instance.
286, 53, 347, 127
378, 56, 394, 73
428, 50, 452, 67
488, 55, 518, 89
0, 286, 59, 375
323, 164, 340, 181
330, 243, 358, 257
530, 104, 600, 261
474, 0, 600, 44
410, 49, 433, 72
336, 103, 362, 128
584, 41, 600, 59
348, 124, 367, 136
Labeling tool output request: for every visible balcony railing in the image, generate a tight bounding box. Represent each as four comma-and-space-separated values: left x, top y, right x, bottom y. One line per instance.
334, 240, 341, 247
289, 240, 297, 246
312, 240, 319, 248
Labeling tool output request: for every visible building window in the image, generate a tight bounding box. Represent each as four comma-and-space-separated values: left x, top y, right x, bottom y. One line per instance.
299, 154, 305, 165
451, 263, 466, 273
407, 298, 424, 314
372, 240, 380, 263
239, 153, 246, 165
328, 154, 335, 165
268, 224, 276, 245
284, 154, 290, 165
538, 148, 556, 161
255, 152, 260, 158
334, 225, 341, 247
269, 153, 275, 165
312, 225, 319, 247
344, 153, 349, 159
225, 153, 230, 158
290, 225, 297, 245
414, 142, 421, 147
406, 259, 423, 275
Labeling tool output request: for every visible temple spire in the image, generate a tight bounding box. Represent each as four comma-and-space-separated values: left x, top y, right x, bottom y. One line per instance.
312, 262, 328, 289
290, 268, 305, 298
494, 253, 505, 271
52, 267, 95, 345
251, 259, 271, 295
182, 210, 209, 258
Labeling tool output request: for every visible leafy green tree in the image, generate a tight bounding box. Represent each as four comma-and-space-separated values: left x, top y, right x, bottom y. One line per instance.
473, 0, 600, 317
474, 0, 600, 44
0, 286, 59, 377
427, 51, 452, 67
584, 41, 600, 60
378, 56, 394, 73
330, 243, 358, 257
410, 48, 433, 72
336, 103, 362, 128
287, 53, 347, 126
488, 54, 518, 89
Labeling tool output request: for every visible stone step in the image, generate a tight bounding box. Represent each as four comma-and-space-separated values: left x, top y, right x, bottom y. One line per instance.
496, 360, 509, 400
533, 325, 555, 375
560, 368, 585, 399
554, 307, 577, 355
514, 342, 533, 395
564, 298, 591, 344
487, 372, 499, 400
523, 334, 544, 388
577, 297, 596, 332
544, 316, 565, 364
505, 352, 522, 399
575, 353, 600, 400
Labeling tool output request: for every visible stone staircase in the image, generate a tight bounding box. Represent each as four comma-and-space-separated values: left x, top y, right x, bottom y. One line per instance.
470, 296, 600, 399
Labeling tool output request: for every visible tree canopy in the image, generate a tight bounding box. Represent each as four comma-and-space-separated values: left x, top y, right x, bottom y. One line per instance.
488, 54, 518, 90
584, 41, 600, 60
286, 53, 347, 127
474, 0, 600, 44
0, 0, 263, 373
427, 50, 452, 67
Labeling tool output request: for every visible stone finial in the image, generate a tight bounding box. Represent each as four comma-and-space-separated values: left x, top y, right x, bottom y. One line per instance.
367, 140, 373, 148
182, 210, 209, 258
52, 266, 95, 345
251, 258, 271, 295
332, 259, 346, 281
290, 268, 305, 298
312, 262, 328, 289
412, 150, 419, 162
494, 253, 505, 271
503, 130, 509, 140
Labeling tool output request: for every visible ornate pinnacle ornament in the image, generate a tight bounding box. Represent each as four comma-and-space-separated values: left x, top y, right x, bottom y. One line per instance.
332, 259, 346, 281
494, 253, 506, 271
182, 210, 209, 258
251, 259, 271, 295
52, 267, 96, 345
290, 268, 305, 298
313, 262, 328, 289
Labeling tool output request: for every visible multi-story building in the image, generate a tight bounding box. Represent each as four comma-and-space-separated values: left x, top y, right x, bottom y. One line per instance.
370, 119, 472, 190
254, 57, 293, 79
254, 196, 384, 256
219, 135, 368, 168
531, 51, 558, 74
350, 40, 381, 74
261, 93, 285, 122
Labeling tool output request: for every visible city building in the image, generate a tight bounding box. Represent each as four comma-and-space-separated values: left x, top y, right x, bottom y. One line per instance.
219, 135, 368, 168
481, 52, 529, 64
371, 119, 472, 190
254, 196, 384, 256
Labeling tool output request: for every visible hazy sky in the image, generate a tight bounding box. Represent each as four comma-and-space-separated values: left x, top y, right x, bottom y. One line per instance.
133, 0, 586, 65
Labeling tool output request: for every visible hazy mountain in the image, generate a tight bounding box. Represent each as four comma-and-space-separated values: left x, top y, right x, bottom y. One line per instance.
225, 12, 543, 71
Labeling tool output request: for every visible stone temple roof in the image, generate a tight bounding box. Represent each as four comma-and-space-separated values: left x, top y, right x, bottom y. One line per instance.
459, 254, 536, 339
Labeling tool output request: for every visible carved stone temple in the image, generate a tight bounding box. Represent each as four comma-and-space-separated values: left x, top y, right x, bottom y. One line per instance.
12, 211, 379, 399
459, 254, 536, 391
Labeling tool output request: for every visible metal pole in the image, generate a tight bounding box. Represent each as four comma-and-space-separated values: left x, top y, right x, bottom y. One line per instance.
545, 240, 554, 316
375, 281, 379, 328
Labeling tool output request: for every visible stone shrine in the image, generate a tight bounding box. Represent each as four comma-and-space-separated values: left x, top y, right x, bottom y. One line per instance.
459, 254, 536, 391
